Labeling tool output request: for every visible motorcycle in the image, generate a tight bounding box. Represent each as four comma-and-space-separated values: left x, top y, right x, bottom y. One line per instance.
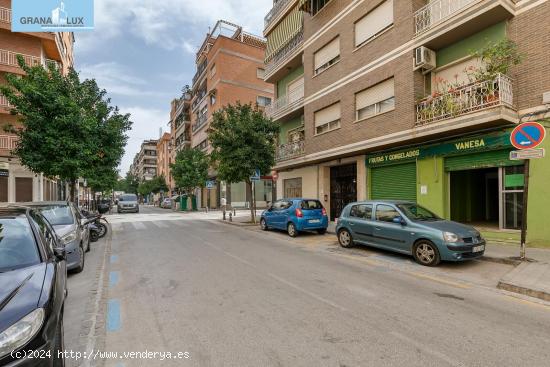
81, 209, 109, 241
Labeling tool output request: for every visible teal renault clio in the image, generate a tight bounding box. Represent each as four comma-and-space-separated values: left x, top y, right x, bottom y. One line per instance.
335, 201, 485, 266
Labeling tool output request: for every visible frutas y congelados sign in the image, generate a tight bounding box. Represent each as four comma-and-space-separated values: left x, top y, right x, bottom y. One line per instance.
12, 0, 94, 32
367, 131, 512, 166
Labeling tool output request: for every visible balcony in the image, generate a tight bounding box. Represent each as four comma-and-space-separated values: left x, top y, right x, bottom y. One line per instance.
0, 49, 62, 72
192, 114, 208, 133
0, 134, 18, 150
413, 0, 515, 48
192, 60, 208, 88
0, 6, 11, 24
264, 0, 294, 30
416, 74, 514, 126
266, 80, 304, 120
265, 30, 304, 82
0, 94, 12, 110
276, 139, 305, 162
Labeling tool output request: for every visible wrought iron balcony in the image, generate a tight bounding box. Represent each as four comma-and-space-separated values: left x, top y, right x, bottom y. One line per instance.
416, 74, 514, 125
414, 0, 477, 35
192, 114, 208, 133
192, 60, 208, 87
265, 30, 304, 78
266, 81, 304, 120
0, 6, 11, 23
0, 94, 12, 109
264, 0, 294, 29
0, 134, 18, 150
276, 139, 305, 162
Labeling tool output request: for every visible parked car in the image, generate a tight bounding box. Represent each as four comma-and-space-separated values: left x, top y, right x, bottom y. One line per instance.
117, 194, 139, 213
18, 202, 90, 273
335, 200, 486, 266
260, 199, 328, 237
160, 198, 172, 209
0, 207, 67, 367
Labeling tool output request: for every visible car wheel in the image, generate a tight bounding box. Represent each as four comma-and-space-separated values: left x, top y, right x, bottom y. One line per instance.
97, 223, 108, 239
73, 245, 85, 273
53, 315, 65, 367
287, 222, 298, 237
413, 240, 441, 266
338, 229, 353, 248
260, 218, 268, 231
317, 228, 327, 235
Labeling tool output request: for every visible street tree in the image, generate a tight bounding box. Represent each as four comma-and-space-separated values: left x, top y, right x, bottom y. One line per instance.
208, 103, 279, 222
170, 147, 209, 205
137, 175, 169, 201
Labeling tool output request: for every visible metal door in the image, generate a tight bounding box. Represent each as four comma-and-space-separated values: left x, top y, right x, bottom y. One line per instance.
330, 164, 357, 221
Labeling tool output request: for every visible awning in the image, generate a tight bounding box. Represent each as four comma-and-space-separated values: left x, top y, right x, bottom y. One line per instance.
265, 1, 305, 62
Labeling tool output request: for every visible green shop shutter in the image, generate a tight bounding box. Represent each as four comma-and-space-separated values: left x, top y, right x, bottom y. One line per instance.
445, 150, 522, 171
371, 162, 417, 202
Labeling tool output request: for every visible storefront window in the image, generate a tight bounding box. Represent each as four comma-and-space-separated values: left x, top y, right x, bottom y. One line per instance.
254, 179, 273, 207
230, 182, 247, 207
284, 178, 302, 198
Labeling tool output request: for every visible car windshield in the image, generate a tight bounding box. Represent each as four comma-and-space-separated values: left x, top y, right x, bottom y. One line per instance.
0, 215, 41, 272
38, 205, 74, 226
300, 200, 323, 210
119, 194, 137, 202
397, 204, 440, 221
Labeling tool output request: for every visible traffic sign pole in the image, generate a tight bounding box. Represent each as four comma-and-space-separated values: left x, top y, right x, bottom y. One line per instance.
520, 160, 529, 260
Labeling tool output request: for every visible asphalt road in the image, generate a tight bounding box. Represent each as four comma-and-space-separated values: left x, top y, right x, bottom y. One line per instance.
92, 206, 550, 367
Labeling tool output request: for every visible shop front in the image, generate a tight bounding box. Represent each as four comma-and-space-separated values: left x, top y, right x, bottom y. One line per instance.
366, 129, 528, 231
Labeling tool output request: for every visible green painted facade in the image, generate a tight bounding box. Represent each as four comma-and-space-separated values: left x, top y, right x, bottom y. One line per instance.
278, 115, 303, 144
436, 22, 506, 67
276, 65, 304, 98
416, 157, 446, 218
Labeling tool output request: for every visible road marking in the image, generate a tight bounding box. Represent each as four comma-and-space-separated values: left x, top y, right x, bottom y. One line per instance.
111, 223, 123, 232
107, 299, 121, 332
172, 220, 189, 227
109, 271, 119, 287
110, 255, 119, 264
132, 222, 147, 230
152, 221, 169, 228
391, 331, 466, 367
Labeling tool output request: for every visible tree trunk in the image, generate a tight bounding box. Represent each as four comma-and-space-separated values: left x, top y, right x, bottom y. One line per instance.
246, 180, 255, 224
68, 180, 76, 203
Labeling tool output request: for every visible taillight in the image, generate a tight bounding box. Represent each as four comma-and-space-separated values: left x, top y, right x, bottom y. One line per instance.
322, 208, 327, 216
295, 208, 303, 218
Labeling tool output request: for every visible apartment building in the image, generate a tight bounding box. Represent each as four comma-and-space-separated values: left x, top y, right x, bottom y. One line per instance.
167, 91, 192, 194
132, 140, 158, 182
190, 20, 275, 209
265, 0, 550, 245
0, 0, 74, 202
157, 132, 172, 192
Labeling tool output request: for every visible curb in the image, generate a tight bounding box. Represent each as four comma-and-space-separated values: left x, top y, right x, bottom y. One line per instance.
479, 255, 522, 266
217, 219, 258, 227
497, 281, 550, 302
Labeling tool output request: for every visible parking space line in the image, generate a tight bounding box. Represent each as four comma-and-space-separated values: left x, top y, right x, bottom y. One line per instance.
107, 299, 121, 332
109, 271, 119, 288
110, 255, 119, 264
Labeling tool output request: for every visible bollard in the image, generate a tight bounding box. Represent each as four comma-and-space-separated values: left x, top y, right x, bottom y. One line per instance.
229, 211, 233, 222
223, 209, 226, 221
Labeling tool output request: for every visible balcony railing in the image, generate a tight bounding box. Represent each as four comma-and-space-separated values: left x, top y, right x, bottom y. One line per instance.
414, 0, 476, 35
0, 49, 42, 68
193, 114, 208, 133
192, 60, 208, 87
266, 81, 304, 119
416, 74, 513, 125
264, 0, 294, 29
276, 139, 305, 161
0, 94, 12, 109
0, 6, 11, 23
0, 134, 18, 150
265, 30, 304, 77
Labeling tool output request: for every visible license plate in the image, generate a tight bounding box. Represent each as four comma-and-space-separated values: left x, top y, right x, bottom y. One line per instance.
473, 245, 485, 253
309, 219, 321, 224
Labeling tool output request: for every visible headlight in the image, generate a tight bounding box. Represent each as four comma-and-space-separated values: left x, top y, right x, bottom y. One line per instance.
61, 230, 78, 245
443, 232, 459, 243
0, 308, 45, 359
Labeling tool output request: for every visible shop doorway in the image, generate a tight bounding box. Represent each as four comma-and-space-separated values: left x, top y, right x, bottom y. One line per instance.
330, 164, 357, 221
450, 168, 499, 228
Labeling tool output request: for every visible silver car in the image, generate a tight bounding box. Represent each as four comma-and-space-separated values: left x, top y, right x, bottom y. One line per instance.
19, 201, 90, 273
117, 194, 139, 213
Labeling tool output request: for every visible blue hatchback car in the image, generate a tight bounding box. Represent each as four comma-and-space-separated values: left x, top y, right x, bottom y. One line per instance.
261, 198, 329, 237
335, 200, 486, 266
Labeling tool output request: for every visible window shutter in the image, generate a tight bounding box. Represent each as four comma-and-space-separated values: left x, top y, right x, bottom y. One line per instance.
356, 78, 394, 111
315, 103, 341, 127
314, 37, 340, 70
355, 0, 394, 47
432, 58, 482, 88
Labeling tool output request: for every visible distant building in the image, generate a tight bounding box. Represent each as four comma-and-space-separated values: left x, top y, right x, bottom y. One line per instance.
132, 140, 158, 182
156, 132, 172, 193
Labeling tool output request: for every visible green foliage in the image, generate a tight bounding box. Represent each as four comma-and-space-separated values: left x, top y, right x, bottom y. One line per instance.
137, 175, 168, 196
170, 147, 209, 195
469, 39, 523, 81
117, 172, 139, 194
208, 102, 279, 184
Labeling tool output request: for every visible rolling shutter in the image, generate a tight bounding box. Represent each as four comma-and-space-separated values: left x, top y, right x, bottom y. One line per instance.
15, 177, 33, 202
445, 150, 522, 171
371, 162, 417, 201
314, 103, 341, 127
356, 78, 395, 111
355, 0, 394, 47
314, 37, 340, 71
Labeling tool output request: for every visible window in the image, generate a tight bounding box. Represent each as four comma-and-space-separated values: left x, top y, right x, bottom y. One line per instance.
257, 96, 272, 107
375, 204, 400, 223
210, 93, 216, 106
0, 215, 41, 272
197, 139, 208, 151
257, 68, 266, 79
311, 0, 331, 15
356, 78, 395, 120
314, 37, 340, 75
349, 204, 373, 220
284, 178, 302, 198
355, 0, 394, 48
210, 64, 216, 77
314, 102, 341, 135
300, 200, 323, 210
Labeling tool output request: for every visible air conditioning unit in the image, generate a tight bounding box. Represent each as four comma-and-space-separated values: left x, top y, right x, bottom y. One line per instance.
413, 46, 436, 73
543, 91, 550, 104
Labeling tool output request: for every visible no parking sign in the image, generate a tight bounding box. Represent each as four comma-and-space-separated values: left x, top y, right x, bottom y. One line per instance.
510, 122, 546, 150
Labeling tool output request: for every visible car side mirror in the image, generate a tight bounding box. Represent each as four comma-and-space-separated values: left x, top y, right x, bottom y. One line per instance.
393, 216, 407, 226
54, 247, 66, 261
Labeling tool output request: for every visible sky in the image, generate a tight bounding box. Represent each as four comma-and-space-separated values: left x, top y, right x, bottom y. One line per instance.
75, 0, 273, 176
